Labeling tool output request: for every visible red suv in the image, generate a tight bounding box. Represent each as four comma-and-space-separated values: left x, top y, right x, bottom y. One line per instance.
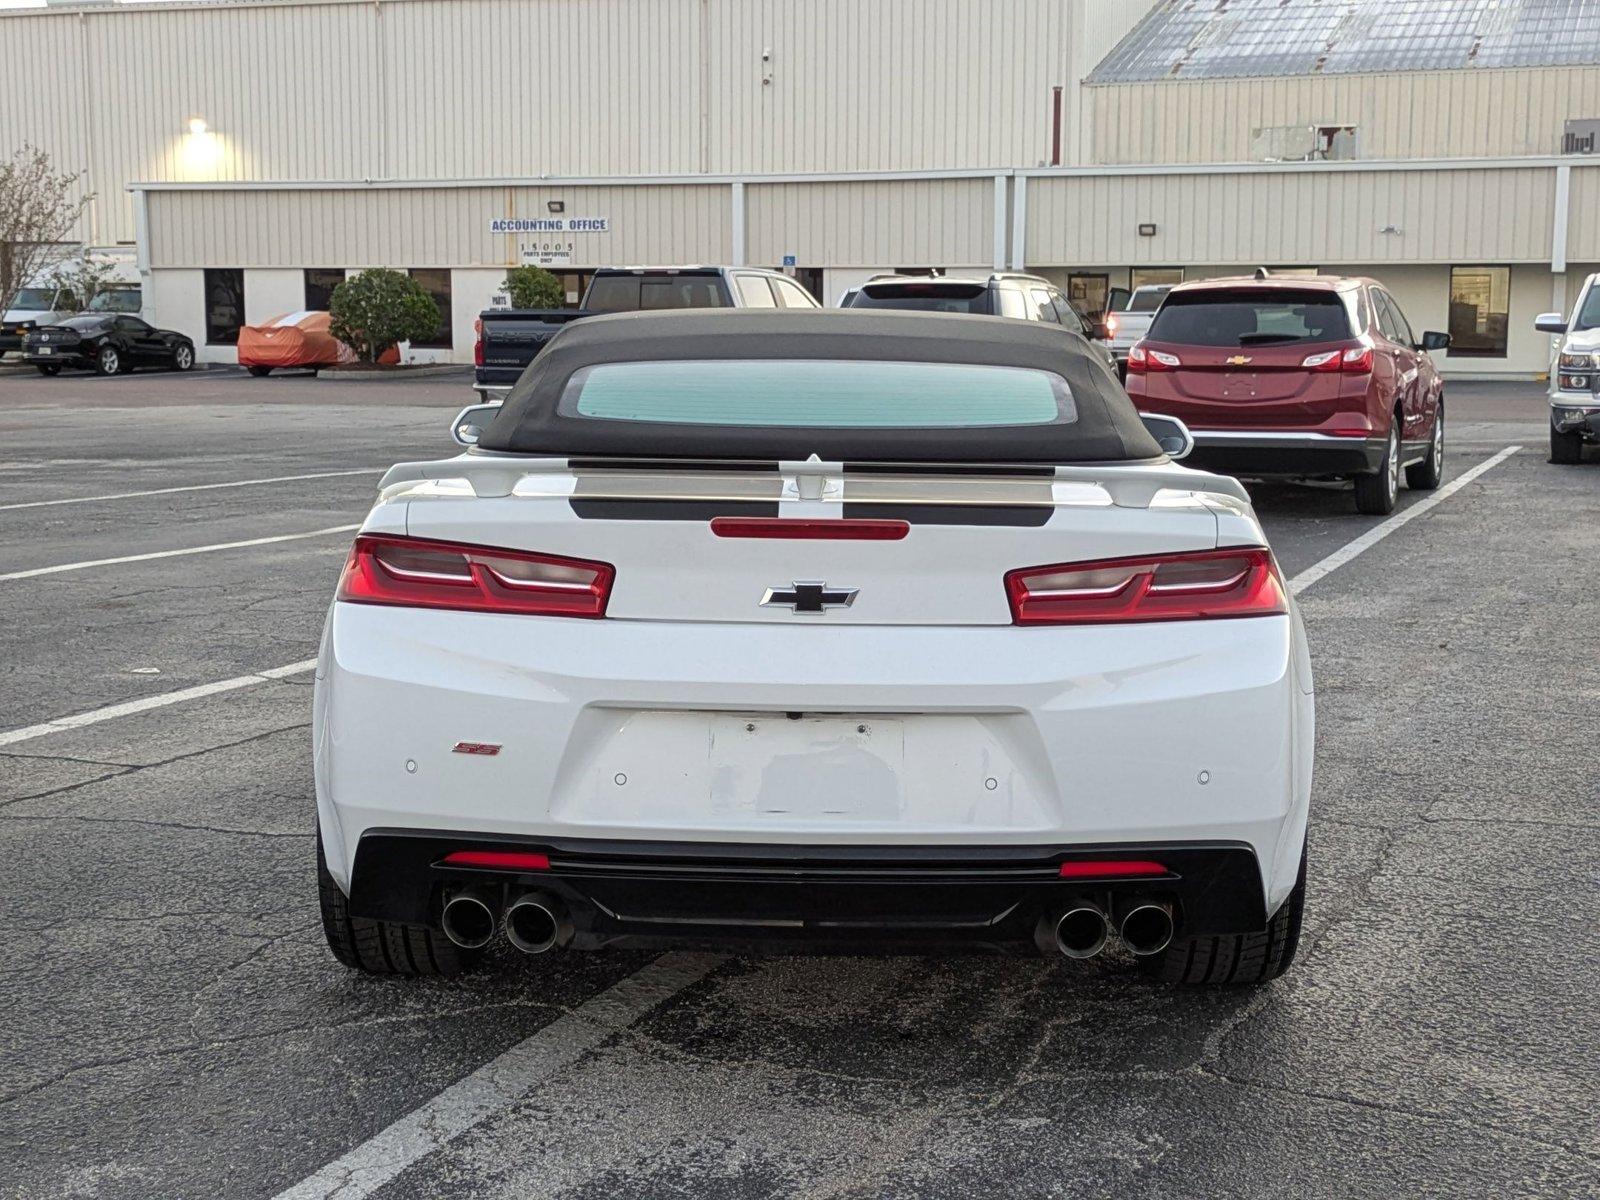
1124, 275, 1449, 513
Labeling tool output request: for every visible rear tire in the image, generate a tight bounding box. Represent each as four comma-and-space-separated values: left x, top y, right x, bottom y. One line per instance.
1354, 421, 1400, 514
1146, 843, 1306, 985
1405, 406, 1444, 490
35, 364, 61, 377
95, 346, 122, 376
1550, 424, 1585, 465
317, 832, 483, 976
246, 365, 273, 377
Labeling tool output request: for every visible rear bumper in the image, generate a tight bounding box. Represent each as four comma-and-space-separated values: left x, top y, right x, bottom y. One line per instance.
22, 349, 91, 368
1184, 430, 1387, 477
348, 831, 1269, 950
472, 382, 511, 402
315, 604, 1315, 920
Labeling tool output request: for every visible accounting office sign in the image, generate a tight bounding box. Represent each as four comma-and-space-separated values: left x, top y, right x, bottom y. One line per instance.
489, 216, 611, 268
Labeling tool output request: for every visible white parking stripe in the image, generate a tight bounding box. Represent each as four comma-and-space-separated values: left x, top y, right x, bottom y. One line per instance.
0, 469, 380, 512
1288, 445, 1520, 596
270, 953, 723, 1200
0, 441, 1529, 1193
0, 659, 317, 748
0, 524, 359, 581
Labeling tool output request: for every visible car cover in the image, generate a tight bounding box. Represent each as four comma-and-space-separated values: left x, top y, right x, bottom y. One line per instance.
237, 311, 355, 369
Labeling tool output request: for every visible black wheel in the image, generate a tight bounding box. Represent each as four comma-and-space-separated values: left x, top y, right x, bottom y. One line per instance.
1147, 841, 1306, 985
317, 832, 483, 976
35, 363, 61, 377
1354, 420, 1400, 514
172, 342, 195, 372
95, 345, 123, 376
246, 365, 273, 377
1405, 405, 1444, 490
1550, 424, 1584, 465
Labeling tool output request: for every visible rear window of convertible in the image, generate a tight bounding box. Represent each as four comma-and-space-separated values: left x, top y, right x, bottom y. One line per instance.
560, 359, 1076, 428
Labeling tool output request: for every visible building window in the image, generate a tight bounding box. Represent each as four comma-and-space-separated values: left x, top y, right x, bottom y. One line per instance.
203, 268, 244, 345
1448, 267, 1510, 357
1130, 267, 1184, 290
304, 268, 344, 312
1251, 124, 1358, 162
408, 268, 452, 348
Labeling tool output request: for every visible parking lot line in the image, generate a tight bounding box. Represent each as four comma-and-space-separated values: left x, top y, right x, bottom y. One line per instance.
270, 952, 723, 1200
1288, 445, 1521, 596
0, 659, 317, 748
0, 524, 359, 582
0, 468, 381, 512
0, 447, 1524, 754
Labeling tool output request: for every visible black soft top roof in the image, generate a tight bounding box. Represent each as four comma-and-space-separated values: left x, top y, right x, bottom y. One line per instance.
478, 309, 1162, 463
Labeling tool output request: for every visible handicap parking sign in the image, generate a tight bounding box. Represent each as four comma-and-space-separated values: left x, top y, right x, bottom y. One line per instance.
782, 254, 797, 267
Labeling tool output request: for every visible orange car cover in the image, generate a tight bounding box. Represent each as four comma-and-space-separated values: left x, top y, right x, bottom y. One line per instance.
237, 311, 356, 369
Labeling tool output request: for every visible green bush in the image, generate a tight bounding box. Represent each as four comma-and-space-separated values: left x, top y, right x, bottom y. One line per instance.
502, 264, 564, 309
329, 268, 441, 363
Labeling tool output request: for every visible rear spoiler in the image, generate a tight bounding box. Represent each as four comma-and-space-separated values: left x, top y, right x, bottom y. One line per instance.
377, 454, 1250, 510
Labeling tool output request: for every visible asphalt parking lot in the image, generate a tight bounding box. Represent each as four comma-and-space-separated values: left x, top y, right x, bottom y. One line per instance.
0, 364, 1595, 1199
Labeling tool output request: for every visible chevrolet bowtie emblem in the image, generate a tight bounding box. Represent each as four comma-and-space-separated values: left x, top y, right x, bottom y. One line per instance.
761, 581, 858, 613
1226, 355, 1252, 365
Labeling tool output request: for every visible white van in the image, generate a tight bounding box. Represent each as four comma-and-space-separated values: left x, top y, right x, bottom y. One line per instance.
1, 282, 73, 358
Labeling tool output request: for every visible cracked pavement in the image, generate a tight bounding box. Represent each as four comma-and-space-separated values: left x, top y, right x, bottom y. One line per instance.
0, 371, 1595, 1198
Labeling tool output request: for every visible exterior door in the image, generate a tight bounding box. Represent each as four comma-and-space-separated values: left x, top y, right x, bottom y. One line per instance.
1067, 273, 1110, 320
1373, 291, 1421, 440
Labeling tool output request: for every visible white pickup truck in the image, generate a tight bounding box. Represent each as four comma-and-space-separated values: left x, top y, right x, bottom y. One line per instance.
1107, 285, 1175, 379
1536, 271, 1600, 464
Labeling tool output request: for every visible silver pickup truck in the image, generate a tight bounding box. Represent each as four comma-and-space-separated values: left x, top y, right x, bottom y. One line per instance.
1107, 285, 1175, 379
1536, 272, 1600, 464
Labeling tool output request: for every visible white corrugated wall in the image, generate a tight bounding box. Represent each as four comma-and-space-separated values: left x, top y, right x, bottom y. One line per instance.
1086, 68, 1600, 166
1025, 167, 1561, 266
145, 184, 733, 269
0, 0, 1155, 245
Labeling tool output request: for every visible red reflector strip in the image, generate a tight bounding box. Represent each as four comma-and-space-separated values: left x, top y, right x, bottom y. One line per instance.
1058, 860, 1169, 879
452, 741, 502, 756
440, 850, 551, 871
710, 517, 910, 541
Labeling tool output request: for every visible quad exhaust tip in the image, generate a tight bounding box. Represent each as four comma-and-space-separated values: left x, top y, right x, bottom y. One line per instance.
1053, 905, 1111, 959
440, 888, 498, 949
504, 891, 573, 955
1118, 903, 1175, 957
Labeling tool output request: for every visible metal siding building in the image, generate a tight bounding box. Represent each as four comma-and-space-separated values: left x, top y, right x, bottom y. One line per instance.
2, 0, 1596, 374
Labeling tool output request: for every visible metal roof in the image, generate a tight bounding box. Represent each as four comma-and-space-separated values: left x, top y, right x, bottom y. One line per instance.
1087, 0, 1600, 83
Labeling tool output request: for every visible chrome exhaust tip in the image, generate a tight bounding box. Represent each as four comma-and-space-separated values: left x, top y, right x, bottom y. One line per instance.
440, 888, 498, 949
504, 892, 572, 955
1118, 903, 1174, 956
1053, 905, 1110, 959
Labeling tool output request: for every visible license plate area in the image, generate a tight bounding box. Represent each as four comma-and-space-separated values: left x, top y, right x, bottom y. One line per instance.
551, 709, 1053, 831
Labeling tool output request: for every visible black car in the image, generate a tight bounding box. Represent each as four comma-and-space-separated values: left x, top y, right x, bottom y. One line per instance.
24, 314, 195, 376
845, 273, 1118, 371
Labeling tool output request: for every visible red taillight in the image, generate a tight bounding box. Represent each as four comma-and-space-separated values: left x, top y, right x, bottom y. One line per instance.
473, 318, 484, 367
1058, 859, 1169, 879
337, 534, 613, 618
710, 517, 909, 541
1301, 349, 1342, 372
1006, 547, 1286, 626
441, 850, 551, 871
1127, 344, 1179, 374
1340, 345, 1373, 374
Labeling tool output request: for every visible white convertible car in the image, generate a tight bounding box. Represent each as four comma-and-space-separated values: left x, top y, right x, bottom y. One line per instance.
313, 310, 1313, 985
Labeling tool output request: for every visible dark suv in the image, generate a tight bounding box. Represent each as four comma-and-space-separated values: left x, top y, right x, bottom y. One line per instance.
1124, 275, 1449, 514
847, 274, 1115, 369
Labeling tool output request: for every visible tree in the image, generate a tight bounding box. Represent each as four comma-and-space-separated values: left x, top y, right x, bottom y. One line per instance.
328, 269, 441, 363
502, 264, 564, 309
0, 145, 93, 316
47, 255, 119, 313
